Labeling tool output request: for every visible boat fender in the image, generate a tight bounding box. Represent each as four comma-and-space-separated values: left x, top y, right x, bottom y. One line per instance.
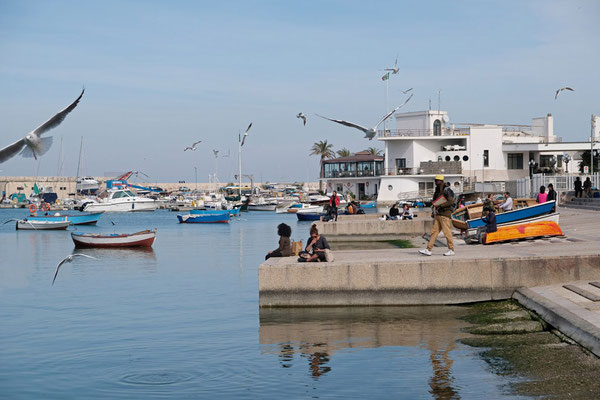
28, 204, 37, 213
41, 202, 50, 211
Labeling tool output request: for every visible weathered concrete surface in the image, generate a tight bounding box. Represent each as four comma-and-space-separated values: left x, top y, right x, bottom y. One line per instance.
514, 282, 600, 358
314, 218, 433, 241
260, 208, 600, 307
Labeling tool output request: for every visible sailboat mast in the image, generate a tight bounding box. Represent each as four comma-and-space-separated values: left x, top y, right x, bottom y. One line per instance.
76, 136, 83, 178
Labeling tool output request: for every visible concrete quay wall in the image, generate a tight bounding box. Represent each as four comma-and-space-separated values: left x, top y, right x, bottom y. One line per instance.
314, 219, 433, 241
259, 254, 600, 307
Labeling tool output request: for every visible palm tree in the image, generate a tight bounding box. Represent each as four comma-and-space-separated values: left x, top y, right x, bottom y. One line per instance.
310, 140, 335, 193
337, 148, 351, 157
364, 147, 383, 156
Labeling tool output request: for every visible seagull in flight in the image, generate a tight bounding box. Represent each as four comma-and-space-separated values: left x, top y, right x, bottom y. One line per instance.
317, 94, 413, 140
240, 123, 252, 147
213, 149, 219, 158
0, 88, 84, 164
384, 56, 399, 74
401, 88, 413, 94
184, 140, 201, 151
296, 112, 307, 126
52, 253, 97, 285
555, 87, 574, 99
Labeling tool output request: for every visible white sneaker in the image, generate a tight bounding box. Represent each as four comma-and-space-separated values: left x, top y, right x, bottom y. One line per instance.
419, 249, 432, 256
443, 250, 455, 256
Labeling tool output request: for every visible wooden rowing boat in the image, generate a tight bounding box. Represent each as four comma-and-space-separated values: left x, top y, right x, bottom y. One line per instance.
482, 221, 563, 245
71, 229, 157, 248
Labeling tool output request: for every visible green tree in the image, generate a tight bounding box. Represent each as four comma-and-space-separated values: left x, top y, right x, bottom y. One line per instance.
578, 150, 600, 173
310, 140, 335, 192
364, 147, 383, 156
337, 148, 351, 157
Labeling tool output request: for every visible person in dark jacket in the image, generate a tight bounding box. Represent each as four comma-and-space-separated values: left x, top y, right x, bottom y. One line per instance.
265, 223, 292, 260
584, 177, 592, 198
574, 177, 583, 198
329, 191, 340, 221
546, 183, 557, 211
388, 203, 400, 220
476, 205, 497, 244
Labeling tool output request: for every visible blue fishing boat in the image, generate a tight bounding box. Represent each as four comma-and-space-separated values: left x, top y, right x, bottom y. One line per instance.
28, 211, 104, 225
296, 212, 325, 221
228, 207, 241, 217
177, 212, 229, 223
190, 209, 229, 216
360, 201, 377, 208
453, 201, 556, 230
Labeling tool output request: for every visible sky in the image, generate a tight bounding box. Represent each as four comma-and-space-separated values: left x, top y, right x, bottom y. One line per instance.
0, 0, 599, 184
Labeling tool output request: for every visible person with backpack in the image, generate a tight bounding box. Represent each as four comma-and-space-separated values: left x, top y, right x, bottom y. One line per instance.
419, 175, 455, 256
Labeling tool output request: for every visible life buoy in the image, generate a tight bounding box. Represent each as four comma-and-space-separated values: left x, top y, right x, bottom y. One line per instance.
29, 204, 37, 213
346, 182, 351, 188
41, 202, 50, 211
366, 181, 369, 187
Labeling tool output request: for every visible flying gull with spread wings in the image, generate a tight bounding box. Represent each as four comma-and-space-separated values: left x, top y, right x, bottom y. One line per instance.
296, 112, 307, 126
384, 56, 399, 74
52, 253, 97, 285
0, 88, 84, 164
317, 94, 413, 140
184, 140, 202, 151
555, 87, 574, 99
240, 123, 252, 147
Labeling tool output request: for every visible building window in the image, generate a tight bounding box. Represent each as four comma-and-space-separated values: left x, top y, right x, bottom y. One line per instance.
395, 158, 406, 169
433, 120, 441, 136
463, 155, 469, 161
387, 185, 393, 191
418, 182, 434, 195
483, 150, 489, 167
445, 156, 451, 161
453, 155, 460, 162
539, 155, 555, 168
557, 155, 563, 168
507, 153, 523, 170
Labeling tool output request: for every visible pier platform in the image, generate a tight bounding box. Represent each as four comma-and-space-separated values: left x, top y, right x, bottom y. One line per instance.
259, 208, 600, 307
314, 217, 432, 241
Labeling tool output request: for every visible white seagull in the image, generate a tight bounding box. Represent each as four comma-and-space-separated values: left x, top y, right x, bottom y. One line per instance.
384, 57, 399, 74
296, 112, 307, 126
555, 87, 574, 99
402, 88, 413, 94
0, 88, 84, 164
317, 94, 413, 140
213, 149, 219, 158
240, 123, 252, 147
52, 253, 97, 285
184, 140, 202, 151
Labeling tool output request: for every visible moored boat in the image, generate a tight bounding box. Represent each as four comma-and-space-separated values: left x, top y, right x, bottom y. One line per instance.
177, 212, 230, 223
28, 211, 104, 225
452, 200, 555, 230
71, 229, 157, 248
15, 219, 71, 230
360, 201, 377, 208
296, 212, 325, 221
248, 203, 277, 211
83, 189, 158, 212
482, 221, 563, 244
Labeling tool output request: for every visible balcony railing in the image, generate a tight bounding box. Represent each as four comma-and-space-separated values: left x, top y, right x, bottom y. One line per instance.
324, 170, 382, 178
378, 128, 470, 138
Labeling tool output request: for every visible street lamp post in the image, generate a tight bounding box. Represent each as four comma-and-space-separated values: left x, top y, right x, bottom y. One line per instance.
194, 167, 197, 191
528, 159, 536, 197
563, 153, 571, 174
238, 123, 253, 199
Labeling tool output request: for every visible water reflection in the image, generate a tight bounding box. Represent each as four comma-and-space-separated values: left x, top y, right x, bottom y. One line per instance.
260, 307, 468, 392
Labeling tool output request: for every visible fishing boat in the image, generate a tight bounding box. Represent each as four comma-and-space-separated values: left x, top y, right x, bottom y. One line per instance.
177, 212, 230, 223
71, 229, 157, 248
451, 200, 555, 230
28, 211, 104, 225
289, 204, 324, 214
248, 202, 277, 211
83, 188, 158, 212
482, 221, 563, 245
465, 213, 560, 237
14, 219, 71, 230
228, 207, 241, 217
296, 212, 325, 221
360, 201, 377, 208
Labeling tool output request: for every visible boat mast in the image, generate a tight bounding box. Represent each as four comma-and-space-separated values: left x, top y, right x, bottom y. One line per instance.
76, 136, 83, 178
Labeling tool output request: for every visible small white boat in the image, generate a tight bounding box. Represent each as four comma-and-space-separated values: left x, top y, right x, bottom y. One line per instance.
16, 219, 70, 230
83, 189, 158, 212
295, 205, 324, 214
71, 229, 157, 248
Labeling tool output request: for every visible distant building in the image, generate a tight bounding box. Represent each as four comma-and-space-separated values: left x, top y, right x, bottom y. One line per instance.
322, 151, 383, 199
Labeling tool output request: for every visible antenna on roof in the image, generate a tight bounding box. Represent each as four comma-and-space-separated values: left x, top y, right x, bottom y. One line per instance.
438, 89, 441, 112
428, 98, 431, 110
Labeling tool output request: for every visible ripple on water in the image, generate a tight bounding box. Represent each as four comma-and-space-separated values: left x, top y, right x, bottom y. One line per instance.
119, 370, 195, 386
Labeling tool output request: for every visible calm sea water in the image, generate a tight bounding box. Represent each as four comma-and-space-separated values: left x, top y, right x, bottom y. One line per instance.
0, 209, 527, 399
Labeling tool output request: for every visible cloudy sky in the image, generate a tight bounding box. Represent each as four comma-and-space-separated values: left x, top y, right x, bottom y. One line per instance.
0, 0, 598, 183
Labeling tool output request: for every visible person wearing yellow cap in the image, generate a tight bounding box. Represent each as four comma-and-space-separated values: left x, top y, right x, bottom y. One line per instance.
419, 174, 455, 256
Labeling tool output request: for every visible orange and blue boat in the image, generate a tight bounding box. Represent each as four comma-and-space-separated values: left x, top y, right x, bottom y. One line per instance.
482, 221, 563, 244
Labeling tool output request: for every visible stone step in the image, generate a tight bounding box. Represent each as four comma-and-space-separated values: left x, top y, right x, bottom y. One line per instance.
569, 198, 600, 204
561, 203, 600, 211
562, 284, 600, 301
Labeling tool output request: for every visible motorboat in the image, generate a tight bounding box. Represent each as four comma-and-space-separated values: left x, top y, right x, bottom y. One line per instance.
28, 211, 104, 225
296, 212, 325, 221
83, 189, 158, 212
76, 177, 100, 195
71, 229, 157, 248
465, 213, 560, 237
248, 202, 277, 211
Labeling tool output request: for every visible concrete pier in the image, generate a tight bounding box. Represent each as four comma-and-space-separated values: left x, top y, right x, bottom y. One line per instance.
259, 208, 600, 307
314, 217, 432, 241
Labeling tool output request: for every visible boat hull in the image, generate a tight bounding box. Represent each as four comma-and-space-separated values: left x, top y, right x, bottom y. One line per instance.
452, 201, 555, 230
483, 221, 563, 244
177, 213, 230, 223
466, 213, 560, 236
71, 229, 156, 248
84, 200, 157, 212
248, 204, 277, 211
28, 212, 104, 225
296, 212, 324, 221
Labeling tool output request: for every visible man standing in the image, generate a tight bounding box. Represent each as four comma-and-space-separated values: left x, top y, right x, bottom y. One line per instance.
329, 191, 340, 221
584, 177, 592, 198
574, 177, 583, 198
419, 175, 455, 256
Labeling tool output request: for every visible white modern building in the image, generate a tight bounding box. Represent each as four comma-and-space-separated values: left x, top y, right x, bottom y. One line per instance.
353, 110, 598, 202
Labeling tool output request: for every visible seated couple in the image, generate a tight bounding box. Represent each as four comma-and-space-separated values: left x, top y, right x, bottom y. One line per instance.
298, 224, 331, 262
385, 203, 413, 220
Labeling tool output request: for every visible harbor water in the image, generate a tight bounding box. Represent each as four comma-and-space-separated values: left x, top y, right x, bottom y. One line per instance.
1, 209, 532, 399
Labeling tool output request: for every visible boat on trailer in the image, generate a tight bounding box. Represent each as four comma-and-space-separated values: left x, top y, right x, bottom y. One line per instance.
71, 229, 157, 248
451, 200, 555, 230
465, 212, 560, 237
482, 221, 563, 244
